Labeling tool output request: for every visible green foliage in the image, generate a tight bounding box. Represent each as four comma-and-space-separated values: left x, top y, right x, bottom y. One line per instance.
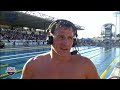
117, 34, 120, 37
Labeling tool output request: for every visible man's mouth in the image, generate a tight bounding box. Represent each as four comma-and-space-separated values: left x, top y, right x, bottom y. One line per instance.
60, 48, 68, 50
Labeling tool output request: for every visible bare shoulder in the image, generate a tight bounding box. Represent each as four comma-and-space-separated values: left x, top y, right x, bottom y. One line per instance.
25, 51, 50, 66
80, 55, 93, 64
77, 55, 96, 69
22, 51, 51, 73
73, 54, 100, 79
73, 54, 93, 64
21, 52, 50, 79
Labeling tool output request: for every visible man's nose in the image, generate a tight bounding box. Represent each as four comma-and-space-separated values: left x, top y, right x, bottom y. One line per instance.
62, 39, 69, 45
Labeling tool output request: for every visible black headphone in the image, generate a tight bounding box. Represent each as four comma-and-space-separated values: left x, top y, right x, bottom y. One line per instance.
46, 19, 78, 47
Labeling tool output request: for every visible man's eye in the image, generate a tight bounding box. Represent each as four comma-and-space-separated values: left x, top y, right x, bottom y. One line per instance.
68, 37, 73, 40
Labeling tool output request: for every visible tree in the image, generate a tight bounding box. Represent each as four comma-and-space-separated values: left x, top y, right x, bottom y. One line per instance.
117, 34, 120, 37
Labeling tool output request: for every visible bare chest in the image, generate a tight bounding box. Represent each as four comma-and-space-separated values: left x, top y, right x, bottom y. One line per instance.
32, 62, 86, 79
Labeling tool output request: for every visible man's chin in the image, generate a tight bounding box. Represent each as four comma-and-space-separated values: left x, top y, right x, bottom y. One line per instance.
58, 52, 70, 56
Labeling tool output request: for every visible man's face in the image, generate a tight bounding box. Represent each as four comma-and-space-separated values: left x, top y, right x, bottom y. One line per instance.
52, 27, 74, 56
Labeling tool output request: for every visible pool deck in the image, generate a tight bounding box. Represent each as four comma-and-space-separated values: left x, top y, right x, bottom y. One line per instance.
108, 61, 120, 79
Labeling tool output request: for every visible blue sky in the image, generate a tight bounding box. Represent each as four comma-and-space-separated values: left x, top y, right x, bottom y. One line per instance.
39, 11, 120, 38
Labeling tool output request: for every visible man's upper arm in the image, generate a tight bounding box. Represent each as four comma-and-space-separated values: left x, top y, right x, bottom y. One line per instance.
21, 58, 33, 79
85, 58, 100, 79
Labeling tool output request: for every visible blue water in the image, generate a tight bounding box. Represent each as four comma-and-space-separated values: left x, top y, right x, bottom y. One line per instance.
0, 46, 120, 79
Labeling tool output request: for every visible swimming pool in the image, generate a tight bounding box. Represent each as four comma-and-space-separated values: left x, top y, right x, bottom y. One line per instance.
0, 46, 120, 79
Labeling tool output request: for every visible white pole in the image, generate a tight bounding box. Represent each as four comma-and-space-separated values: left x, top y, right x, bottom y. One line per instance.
115, 13, 117, 40
116, 11, 120, 64
118, 11, 120, 39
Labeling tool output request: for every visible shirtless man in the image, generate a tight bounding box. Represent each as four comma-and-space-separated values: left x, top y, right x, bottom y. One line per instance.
21, 19, 100, 79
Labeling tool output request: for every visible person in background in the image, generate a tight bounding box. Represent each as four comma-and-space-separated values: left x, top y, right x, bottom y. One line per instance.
0, 40, 5, 48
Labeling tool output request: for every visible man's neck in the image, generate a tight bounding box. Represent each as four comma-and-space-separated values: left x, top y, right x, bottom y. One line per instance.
50, 50, 72, 63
